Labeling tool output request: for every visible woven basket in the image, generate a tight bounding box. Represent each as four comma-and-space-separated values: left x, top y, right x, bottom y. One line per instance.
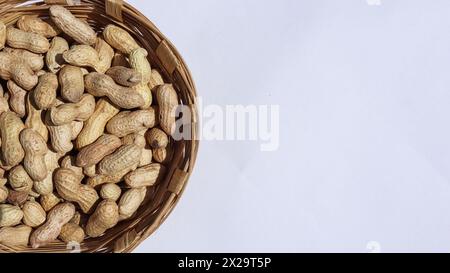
0, 0, 199, 253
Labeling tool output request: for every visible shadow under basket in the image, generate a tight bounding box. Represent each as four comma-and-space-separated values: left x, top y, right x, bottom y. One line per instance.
0, 0, 199, 253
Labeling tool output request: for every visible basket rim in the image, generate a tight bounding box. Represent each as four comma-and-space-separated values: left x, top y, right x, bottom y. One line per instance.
0, 0, 200, 253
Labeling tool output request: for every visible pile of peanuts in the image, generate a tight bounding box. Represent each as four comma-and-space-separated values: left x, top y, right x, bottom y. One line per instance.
0, 5, 179, 249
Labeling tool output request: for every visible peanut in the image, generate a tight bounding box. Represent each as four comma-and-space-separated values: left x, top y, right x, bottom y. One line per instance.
70, 212, 81, 225
49, 5, 97, 45
34, 149, 61, 196
40, 193, 61, 212
59, 222, 85, 244
86, 169, 131, 188
60, 156, 84, 180
153, 145, 174, 164
49, 94, 95, 126
140, 148, 153, 167
85, 72, 145, 109
125, 163, 166, 188
84, 165, 96, 177
0, 22, 5, 50
23, 200, 46, 227
86, 200, 119, 238
130, 48, 151, 83
106, 66, 142, 87
111, 52, 129, 67
76, 134, 122, 167
0, 225, 32, 247
95, 38, 114, 73
7, 80, 27, 118
0, 204, 23, 227
146, 128, 169, 149
63, 45, 100, 71
0, 52, 38, 90
9, 165, 33, 193
55, 168, 99, 213
118, 187, 147, 220
157, 84, 179, 136
6, 27, 50, 54
100, 184, 121, 202
71, 121, 84, 140
25, 92, 49, 142
122, 132, 146, 148
148, 69, 164, 91
59, 65, 84, 103
0, 112, 25, 167
7, 190, 28, 206
20, 129, 48, 181
106, 109, 157, 137
4, 47, 45, 72
103, 24, 140, 54
0, 90, 9, 113
30, 202, 75, 248
46, 36, 69, 73
98, 144, 142, 176
17, 15, 60, 38
76, 98, 120, 149
33, 72, 58, 110
46, 116, 73, 154
133, 84, 153, 110
0, 186, 8, 203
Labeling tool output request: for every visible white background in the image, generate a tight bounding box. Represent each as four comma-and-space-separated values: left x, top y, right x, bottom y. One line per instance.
130, 0, 450, 253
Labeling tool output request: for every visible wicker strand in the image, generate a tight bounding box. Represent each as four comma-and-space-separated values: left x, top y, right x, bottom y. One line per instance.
105, 0, 122, 21
44, 0, 77, 4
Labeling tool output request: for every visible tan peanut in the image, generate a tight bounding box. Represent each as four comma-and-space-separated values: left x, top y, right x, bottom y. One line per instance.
86, 200, 119, 238
76, 134, 122, 167
133, 84, 153, 110
26, 92, 48, 141
103, 24, 140, 54
130, 48, 151, 83
0, 112, 25, 167
122, 132, 146, 148
9, 165, 33, 193
0, 225, 31, 247
106, 66, 142, 87
84, 165, 96, 177
49, 5, 97, 45
149, 69, 164, 91
61, 156, 84, 180
0, 186, 8, 203
70, 212, 81, 225
6, 27, 50, 54
100, 184, 121, 202
0, 21, 5, 50
0, 90, 9, 113
34, 149, 61, 196
140, 148, 153, 167
119, 187, 147, 220
55, 168, 99, 213
98, 144, 142, 176
17, 15, 60, 38
59, 65, 84, 103
20, 129, 48, 181
71, 121, 83, 140
125, 163, 166, 188
23, 200, 46, 227
157, 84, 179, 136
59, 222, 85, 244
46, 116, 73, 154
111, 52, 129, 67
0, 52, 38, 90
86, 168, 131, 188
7, 80, 27, 118
153, 145, 174, 164
95, 38, 114, 73
107, 109, 157, 137
0, 204, 23, 227
46, 36, 69, 73
7, 190, 28, 206
146, 128, 169, 149
33, 72, 58, 110
40, 193, 61, 212
4, 47, 45, 71
30, 202, 75, 248
76, 98, 120, 149
63, 45, 100, 71
85, 72, 145, 109
49, 94, 95, 126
